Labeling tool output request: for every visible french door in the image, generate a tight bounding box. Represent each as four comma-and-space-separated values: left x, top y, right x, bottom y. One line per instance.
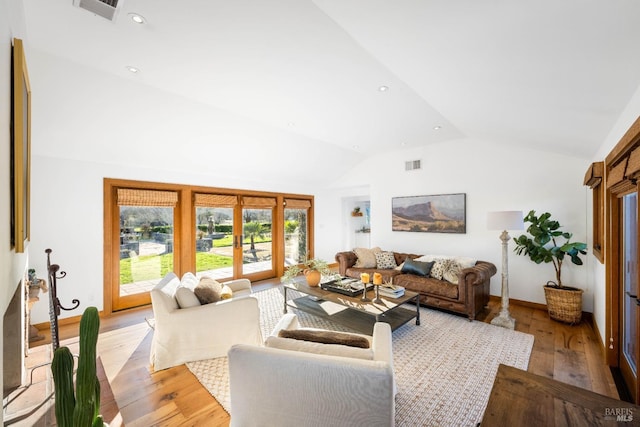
240, 199, 276, 279
283, 198, 311, 265
193, 194, 276, 281
193, 194, 238, 281
621, 193, 639, 402
110, 187, 180, 311
105, 179, 313, 313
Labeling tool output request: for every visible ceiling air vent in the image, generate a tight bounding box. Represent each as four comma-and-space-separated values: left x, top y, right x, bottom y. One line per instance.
73, 0, 122, 21
405, 160, 421, 171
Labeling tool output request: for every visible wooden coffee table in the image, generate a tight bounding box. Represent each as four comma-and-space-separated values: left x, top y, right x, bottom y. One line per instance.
283, 281, 420, 335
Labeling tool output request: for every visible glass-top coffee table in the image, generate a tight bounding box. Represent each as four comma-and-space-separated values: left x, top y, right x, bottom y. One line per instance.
283, 280, 420, 335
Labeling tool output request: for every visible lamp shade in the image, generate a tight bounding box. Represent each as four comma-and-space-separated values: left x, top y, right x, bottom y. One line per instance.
487, 211, 524, 231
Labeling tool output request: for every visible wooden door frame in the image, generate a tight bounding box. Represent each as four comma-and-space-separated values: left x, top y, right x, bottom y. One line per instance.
604, 116, 640, 403
103, 179, 184, 313
104, 178, 314, 315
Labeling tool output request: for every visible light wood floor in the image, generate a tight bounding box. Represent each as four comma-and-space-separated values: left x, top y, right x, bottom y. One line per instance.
15, 280, 619, 426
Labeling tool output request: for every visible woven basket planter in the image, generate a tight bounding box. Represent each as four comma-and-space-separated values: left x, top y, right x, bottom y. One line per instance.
543, 284, 583, 324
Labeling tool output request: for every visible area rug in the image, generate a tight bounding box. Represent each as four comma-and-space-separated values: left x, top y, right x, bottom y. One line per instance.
186, 287, 534, 426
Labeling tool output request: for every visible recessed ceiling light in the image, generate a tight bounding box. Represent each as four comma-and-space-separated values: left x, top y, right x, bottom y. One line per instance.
433, 125, 442, 130
128, 13, 146, 24
125, 66, 140, 74
287, 122, 295, 127
378, 85, 389, 92
353, 145, 360, 149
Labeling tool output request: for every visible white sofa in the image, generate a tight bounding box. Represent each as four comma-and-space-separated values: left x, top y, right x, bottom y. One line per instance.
228, 313, 395, 427
149, 272, 262, 371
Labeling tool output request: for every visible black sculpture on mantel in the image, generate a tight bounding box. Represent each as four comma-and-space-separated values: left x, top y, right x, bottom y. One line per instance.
46, 248, 79, 351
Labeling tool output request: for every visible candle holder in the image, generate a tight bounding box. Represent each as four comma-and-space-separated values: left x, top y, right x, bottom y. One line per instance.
360, 274, 371, 302
373, 284, 384, 304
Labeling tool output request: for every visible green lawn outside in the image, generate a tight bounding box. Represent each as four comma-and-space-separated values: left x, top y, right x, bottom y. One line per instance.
211, 234, 271, 248
120, 252, 233, 284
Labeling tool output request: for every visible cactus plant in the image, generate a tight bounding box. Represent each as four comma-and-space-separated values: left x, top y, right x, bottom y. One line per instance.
51, 306, 104, 427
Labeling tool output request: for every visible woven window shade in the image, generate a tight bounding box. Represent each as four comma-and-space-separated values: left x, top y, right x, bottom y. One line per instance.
611, 176, 638, 197
242, 196, 277, 207
194, 193, 238, 207
607, 158, 628, 190
607, 157, 637, 195
117, 188, 178, 207
583, 162, 603, 188
625, 146, 640, 178
284, 199, 311, 209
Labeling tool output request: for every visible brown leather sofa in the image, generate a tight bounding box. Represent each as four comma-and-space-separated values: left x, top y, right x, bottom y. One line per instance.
335, 251, 497, 321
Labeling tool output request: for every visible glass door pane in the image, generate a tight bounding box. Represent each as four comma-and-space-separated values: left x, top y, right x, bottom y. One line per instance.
119, 206, 174, 304
195, 207, 234, 280
242, 208, 273, 276
284, 208, 308, 266
622, 193, 638, 401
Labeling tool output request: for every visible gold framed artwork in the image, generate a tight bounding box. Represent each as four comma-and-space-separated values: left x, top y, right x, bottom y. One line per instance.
11, 38, 31, 253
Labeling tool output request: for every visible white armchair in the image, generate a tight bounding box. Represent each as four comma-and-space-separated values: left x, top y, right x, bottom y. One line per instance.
149, 272, 262, 371
228, 313, 395, 427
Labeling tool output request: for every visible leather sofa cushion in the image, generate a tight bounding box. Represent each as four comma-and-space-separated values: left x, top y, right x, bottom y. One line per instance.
393, 252, 421, 266
394, 274, 459, 299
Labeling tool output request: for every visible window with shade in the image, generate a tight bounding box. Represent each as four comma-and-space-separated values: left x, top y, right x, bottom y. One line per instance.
284, 198, 312, 265
193, 193, 237, 280
584, 161, 604, 263
115, 188, 178, 311
104, 179, 314, 312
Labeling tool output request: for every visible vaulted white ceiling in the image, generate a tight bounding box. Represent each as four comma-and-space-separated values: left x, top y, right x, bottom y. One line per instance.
22, 0, 640, 159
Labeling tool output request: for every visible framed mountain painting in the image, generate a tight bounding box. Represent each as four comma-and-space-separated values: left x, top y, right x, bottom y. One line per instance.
392, 193, 466, 233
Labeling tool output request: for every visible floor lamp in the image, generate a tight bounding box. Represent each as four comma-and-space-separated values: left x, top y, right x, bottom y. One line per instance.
487, 211, 524, 330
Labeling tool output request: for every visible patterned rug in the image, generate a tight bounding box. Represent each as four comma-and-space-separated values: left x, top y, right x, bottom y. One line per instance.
186, 287, 534, 426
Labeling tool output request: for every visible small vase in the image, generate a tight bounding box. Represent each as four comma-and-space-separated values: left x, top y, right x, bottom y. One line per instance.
304, 269, 321, 287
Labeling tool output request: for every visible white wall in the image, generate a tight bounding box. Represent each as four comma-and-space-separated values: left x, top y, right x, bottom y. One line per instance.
588, 83, 640, 345
23, 21, 634, 348
27, 48, 359, 188
0, 0, 29, 420
28, 153, 329, 324
25, 48, 364, 324
316, 138, 591, 309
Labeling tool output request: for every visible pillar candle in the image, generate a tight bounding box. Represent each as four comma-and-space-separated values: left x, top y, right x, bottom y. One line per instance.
373, 272, 383, 285
360, 273, 370, 284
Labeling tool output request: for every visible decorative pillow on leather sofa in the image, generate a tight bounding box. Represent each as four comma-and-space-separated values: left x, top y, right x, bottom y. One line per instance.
430, 259, 446, 280
401, 258, 434, 277
416, 254, 477, 269
442, 259, 463, 284
353, 247, 382, 268
278, 329, 370, 349
194, 277, 223, 304
375, 251, 398, 269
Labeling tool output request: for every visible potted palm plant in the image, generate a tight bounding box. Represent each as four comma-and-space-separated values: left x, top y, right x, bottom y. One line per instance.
513, 210, 587, 324
281, 258, 333, 287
